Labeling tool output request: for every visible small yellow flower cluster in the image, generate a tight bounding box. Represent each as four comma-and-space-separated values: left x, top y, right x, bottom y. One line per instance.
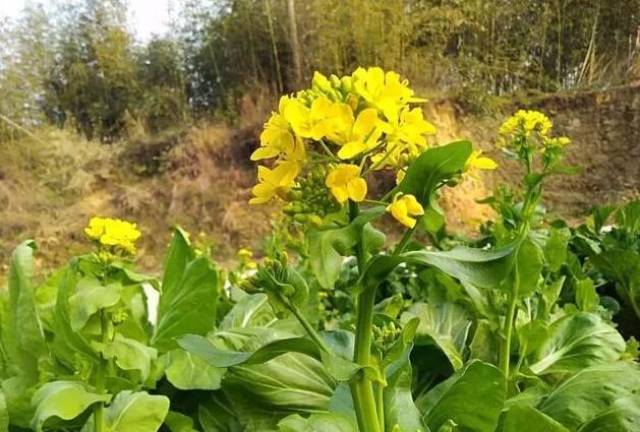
85, 217, 141, 255
250, 67, 436, 205
386, 193, 424, 228
499, 109, 553, 138
499, 109, 571, 154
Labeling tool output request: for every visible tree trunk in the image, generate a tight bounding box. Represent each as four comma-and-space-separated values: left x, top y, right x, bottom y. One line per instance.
287, 0, 303, 87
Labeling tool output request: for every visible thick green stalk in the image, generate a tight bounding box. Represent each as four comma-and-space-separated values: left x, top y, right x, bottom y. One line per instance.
94, 311, 110, 432
351, 285, 381, 432
500, 261, 520, 381
348, 200, 381, 432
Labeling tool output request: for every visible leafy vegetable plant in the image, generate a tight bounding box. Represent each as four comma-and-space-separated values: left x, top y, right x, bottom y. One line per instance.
1, 69, 638, 432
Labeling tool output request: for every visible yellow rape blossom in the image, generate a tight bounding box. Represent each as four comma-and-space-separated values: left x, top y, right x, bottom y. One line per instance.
499, 109, 553, 138
544, 136, 571, 149
85, 217, 141, 255
386, 193, 424, 228
284, 96, 345, 141
250, 161, 300, 204
373, 107, 436, 169
352, 67, 424, 123
325, 164, 368, 203
335, 108, 383, 159
465, 150, 498, 171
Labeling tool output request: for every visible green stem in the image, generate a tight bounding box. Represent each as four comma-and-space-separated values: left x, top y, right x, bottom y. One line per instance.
351, 285, 381, 432
284, 294, 332, 353
375, 382, 385, 431
500, 265, 519, 382
348, 200, 381, 432
94, 311, 110, 432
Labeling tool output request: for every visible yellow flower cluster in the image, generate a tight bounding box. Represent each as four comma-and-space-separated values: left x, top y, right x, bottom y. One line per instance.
499, 109, 571, 152
85, 217, 141, 255
499, 110, 553, 138
386, 193, 424, 228
250, 67, 436, 205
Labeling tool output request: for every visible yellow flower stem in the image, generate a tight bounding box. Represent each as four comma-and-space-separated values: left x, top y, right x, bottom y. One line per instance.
348, 200, 382, 432
275, 290, 331, 354
318, 139, 339, 160
362, 143, 400, 176
392, 226, 416, 255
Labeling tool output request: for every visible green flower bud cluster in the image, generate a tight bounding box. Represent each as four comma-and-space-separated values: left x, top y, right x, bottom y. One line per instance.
374, 320, 402, 351
284, 167, 339, 225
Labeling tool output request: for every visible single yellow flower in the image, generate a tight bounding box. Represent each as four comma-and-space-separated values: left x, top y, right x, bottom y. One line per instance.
335, 108, 383, 159
85, 217, 141, 255
250, 161, 300, 204
465, 150, 498, 171
325, 164, 368, 203
386, 193, 424, 228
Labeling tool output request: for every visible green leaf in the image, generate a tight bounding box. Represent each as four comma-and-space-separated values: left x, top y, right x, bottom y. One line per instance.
69, 278, 121, 331
0, 390, 9, 432
516, 238, 544, 297
528, 312, 625, 375
362, 236, 521, 292
219, 293, 275, 330
5, 241, 46, 376
101, 334, 158, 381
82, 391, 169, 432
544, 227, 570, 272
197, 393, 242, 432
538, 362, 640, 429
575, 278, 599, 312
53, 266, 100, 361
161, 228, 195, 299
30, 381, 110, 432
308, 207, 385, 289
401, 302, 471, 370
164, 410, 198, 432
225, 352, 335, 413
277, 413, 356, 432
502, 405, 568, 432
164, 348, 224, 390
178, 334, 320, 368
578, 395, 640, 432
418, 360, 506, 432
1, 375, 35, 428
396, 140, 472, 208
153, 254, 219, 352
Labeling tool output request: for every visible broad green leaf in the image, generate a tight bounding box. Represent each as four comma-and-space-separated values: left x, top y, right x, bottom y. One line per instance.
515, 238, 544, 297
575, 278, 599, 312
528, 312, 625, 375
469, 319, 500, 364
362, 237, 520, 292
383, 319, 426, 432
30, 381, 110, 432
102, 334, 158, 381
418, 360, 506, 432
396, 140, 472, 208
5, 241, 46, 376
219, 293, 275, 330
308, 207, 385, 289
197, 393, 242, 432
164, 348, 224, 390
53, 266, 100, 361
2, 375, 35, 428
401, 302, 471, 370
502, 405, 568, 432
225, 352, 335, 413
615, 200, 640, 233
0, 390, 8, 432
164, 410, 198, 432
578, 395, 640, 432
178, 334, 320, 368
277, 413, 356, 432
153, 255, 219, 352
82, 391, 169, 432
538, 362, 640, 429
544, 227, 570, 272
69, 278, 121, 331
161, 228, 195, 299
